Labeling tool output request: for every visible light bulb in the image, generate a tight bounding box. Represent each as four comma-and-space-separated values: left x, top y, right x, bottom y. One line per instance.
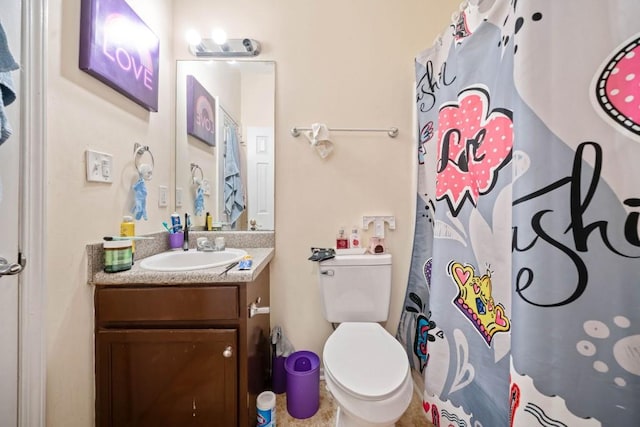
185, 29, 201, 46
211, 28, 228, 45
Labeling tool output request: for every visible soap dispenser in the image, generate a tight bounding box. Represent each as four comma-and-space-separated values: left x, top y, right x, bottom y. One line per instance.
120, 215, 135, 260
336, 227, 349, 249
349, 226, 361, 249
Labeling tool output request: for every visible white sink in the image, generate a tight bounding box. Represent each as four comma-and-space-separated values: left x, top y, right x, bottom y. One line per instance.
139, 248, 248, 272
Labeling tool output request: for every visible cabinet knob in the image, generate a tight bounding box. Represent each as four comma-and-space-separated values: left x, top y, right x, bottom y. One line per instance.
223, 346, 233, 358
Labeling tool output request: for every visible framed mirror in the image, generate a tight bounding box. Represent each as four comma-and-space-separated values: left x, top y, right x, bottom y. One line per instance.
175, 60, 275, 231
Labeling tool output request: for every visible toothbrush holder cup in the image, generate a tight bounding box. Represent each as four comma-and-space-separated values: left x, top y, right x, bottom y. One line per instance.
168, 232, 184, 249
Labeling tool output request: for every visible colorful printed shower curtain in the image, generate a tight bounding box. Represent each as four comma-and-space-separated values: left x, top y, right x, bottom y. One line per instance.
397, 1, 640, 425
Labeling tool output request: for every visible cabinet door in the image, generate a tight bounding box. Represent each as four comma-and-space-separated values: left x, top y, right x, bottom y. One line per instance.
96, 329, 237, 427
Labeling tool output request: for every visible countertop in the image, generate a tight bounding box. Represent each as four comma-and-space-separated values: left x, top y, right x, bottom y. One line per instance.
87, 231, 275, 286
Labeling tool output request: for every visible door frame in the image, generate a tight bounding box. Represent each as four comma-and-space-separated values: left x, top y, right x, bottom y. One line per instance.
18, 0, 46, 425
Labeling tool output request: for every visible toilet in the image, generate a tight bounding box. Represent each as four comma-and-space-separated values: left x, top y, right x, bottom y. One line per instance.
318, 254, 413, 427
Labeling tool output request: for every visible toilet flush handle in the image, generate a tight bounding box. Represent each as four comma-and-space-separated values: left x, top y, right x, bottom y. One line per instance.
320, 269, 334, 276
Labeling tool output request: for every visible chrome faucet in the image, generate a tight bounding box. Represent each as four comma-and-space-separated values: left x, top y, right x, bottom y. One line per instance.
196, 236, 226, 252
182, 213, 190, 251
196, 237, 214, 252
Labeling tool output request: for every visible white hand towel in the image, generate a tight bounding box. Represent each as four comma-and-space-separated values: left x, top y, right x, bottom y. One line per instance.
304, 123, 334, 159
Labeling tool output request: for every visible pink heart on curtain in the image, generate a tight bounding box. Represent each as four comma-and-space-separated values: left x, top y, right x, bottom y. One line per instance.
594, 34, 640, 141
495, 307, 507, 327
435, 87, 514, 215
454, 266, 471, 285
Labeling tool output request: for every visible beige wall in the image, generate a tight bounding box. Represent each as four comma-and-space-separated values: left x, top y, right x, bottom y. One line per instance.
46, 0, 174, 425
45, 0, 457, 425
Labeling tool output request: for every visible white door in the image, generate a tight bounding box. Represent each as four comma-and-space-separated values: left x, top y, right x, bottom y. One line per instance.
246, 126, 274, 230
0, 3, 23, 426
0, 2, 45, 425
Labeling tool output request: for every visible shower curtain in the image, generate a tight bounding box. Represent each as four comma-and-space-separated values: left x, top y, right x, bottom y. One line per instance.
397, 1, 640, 426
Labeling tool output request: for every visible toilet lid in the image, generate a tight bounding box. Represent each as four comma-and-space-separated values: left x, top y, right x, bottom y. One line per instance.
323, 322, 409, 400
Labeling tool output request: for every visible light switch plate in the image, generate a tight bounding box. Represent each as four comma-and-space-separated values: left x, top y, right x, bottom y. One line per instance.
158, 185, 168, 207
175, 187, 183, 208
85, 150, 113, 183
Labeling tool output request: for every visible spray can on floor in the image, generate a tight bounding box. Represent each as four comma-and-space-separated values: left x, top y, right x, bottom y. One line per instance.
257, 391, 276, 427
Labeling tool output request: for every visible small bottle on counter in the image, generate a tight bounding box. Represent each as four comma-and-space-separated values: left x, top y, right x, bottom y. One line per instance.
120, 215, 135, 260
336, 227, 349, 249
349, 226, 361, 249
206, 212, 213, 231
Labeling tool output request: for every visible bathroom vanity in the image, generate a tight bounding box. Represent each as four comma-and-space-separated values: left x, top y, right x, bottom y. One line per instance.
88, 233, 274, 427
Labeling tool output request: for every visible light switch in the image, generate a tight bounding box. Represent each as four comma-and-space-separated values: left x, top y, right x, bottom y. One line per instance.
101, 159, 111, 179
158, 185, 168, 207
86, 150, 113, 183
176, 187, 183, 208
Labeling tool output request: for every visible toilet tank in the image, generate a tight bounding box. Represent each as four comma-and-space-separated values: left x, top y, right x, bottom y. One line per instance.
318, 254, 392, 323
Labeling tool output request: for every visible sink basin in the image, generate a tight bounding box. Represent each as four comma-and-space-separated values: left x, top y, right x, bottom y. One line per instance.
139, 248, 248, 272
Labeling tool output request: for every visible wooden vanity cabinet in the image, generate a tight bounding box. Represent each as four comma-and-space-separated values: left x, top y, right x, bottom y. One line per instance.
94, 266, 270, 427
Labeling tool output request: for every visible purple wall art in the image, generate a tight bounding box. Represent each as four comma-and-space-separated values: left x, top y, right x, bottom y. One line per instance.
186, 75, 216, 146
79, 0, 160, 112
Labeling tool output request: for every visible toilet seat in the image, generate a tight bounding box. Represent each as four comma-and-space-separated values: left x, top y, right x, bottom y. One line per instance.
323, 322, 409, 401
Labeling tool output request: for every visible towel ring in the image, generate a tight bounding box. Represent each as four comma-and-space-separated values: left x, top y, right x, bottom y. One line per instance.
190, 163, 204, 184
133, 143, 154, 180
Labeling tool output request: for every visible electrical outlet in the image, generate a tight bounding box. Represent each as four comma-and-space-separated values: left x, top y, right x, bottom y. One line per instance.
158, 185, 168, 207
176, 187, 183, 208
85, 150, 113, 183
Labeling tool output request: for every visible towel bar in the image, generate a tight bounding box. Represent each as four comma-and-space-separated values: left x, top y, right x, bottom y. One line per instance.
290, 126, 398, 138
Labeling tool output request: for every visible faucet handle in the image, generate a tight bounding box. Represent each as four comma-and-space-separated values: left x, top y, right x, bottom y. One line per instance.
214, 236, 226, 251
196, 237, 213, 251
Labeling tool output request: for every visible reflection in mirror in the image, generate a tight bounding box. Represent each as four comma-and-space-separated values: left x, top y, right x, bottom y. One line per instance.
175, 60, 275, 231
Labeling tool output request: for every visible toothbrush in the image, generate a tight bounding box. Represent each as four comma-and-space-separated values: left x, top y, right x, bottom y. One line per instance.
103, 236, 155, 241
162, 221, 174, 233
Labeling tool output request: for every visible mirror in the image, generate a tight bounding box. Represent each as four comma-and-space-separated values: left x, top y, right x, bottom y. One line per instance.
175, 60, 275, 231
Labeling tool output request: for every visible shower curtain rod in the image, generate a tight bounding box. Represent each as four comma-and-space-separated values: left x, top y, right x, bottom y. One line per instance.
290, 126, 399, 138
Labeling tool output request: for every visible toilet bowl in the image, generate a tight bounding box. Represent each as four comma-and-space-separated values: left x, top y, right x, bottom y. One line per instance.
323, 322, 413, 427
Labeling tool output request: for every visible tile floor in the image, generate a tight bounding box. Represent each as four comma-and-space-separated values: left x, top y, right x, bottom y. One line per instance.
275, 381, 435, 426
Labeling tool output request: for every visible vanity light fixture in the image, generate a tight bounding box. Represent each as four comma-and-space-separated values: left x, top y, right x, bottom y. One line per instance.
186, 29, 261, 58
211, 28, 227, 45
